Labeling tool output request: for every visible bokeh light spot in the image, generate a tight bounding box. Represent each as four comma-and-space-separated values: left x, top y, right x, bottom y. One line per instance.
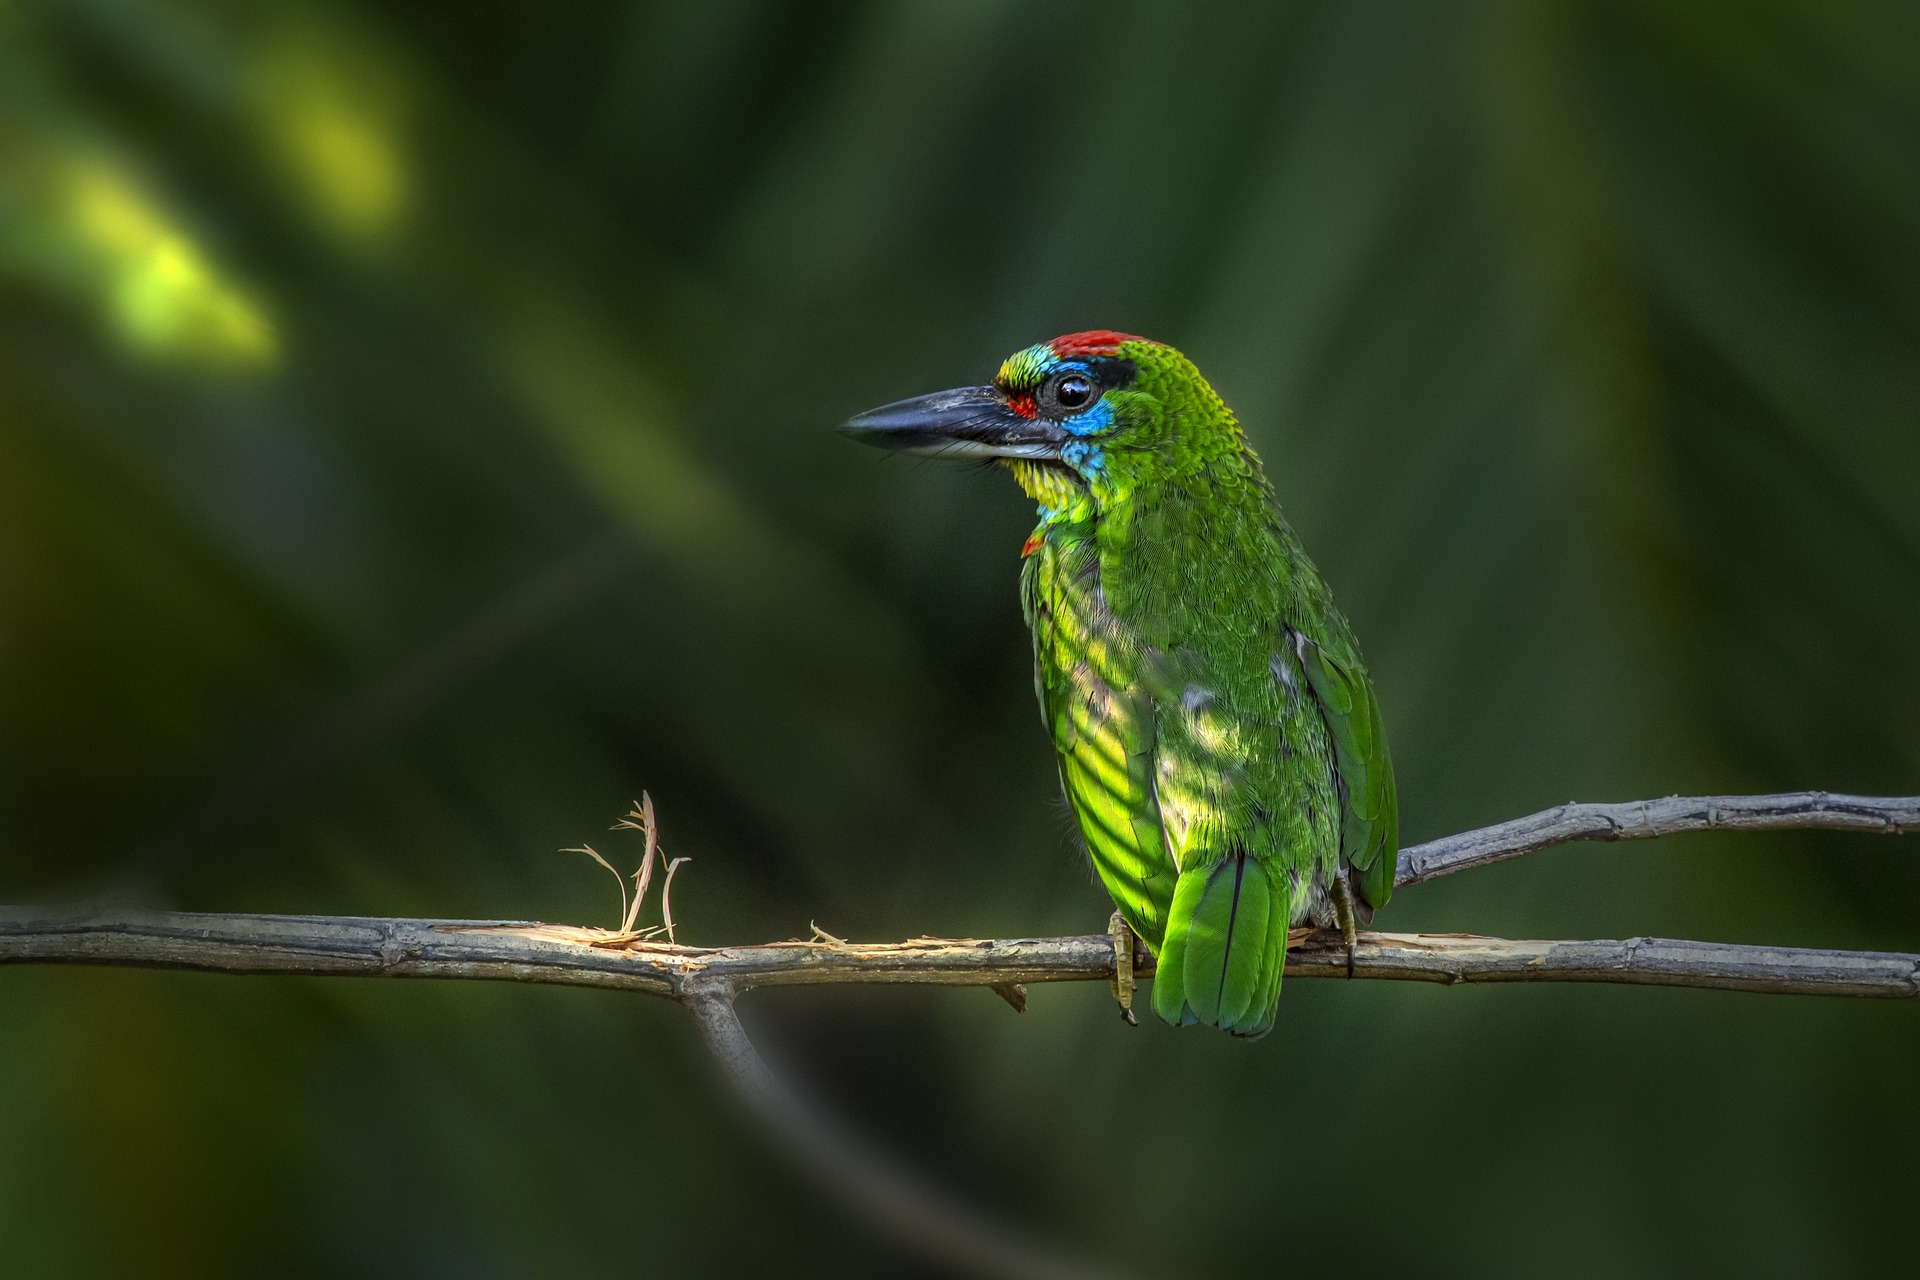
65, 159, 276, 366
256, 37, 407, 241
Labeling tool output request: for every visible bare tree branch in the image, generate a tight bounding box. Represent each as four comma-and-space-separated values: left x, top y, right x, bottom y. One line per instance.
5, 791, 1917, 1280
1398, 791, 1920, 887
3, 909, 1915, 999
10, 794, 1907, 998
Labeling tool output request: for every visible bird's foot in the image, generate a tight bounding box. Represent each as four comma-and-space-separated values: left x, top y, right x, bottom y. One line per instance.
1108, 911, 1138, 1025
1331, 876, 1359, 979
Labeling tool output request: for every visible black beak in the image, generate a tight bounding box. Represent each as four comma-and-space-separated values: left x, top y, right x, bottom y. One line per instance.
839, 385, 1065, 461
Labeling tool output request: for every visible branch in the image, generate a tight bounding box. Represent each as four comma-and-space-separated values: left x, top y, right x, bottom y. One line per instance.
1397, 790, 1920, 887
9, 794, 1908, 998
4, 791, 1915, 1280
2, 909, 1915, 999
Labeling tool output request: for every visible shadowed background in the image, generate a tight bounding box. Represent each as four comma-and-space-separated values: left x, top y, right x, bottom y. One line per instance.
2, 1, 1917, 1275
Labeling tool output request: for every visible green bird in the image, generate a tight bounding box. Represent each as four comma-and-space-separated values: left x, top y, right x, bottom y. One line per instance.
843, 331, 1396, 1037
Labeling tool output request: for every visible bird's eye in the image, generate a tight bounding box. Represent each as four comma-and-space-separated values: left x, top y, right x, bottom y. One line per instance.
1047, 372, 1098, 413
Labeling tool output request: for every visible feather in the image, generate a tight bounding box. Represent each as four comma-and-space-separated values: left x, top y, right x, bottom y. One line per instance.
1294, 628, 1400, 911
1150, 867, 1212, 1026
1179, 859, 1240, 1026
1234, 866, 1293, 1039
1151, 855, 1285, 1034
1214, 858, 1271, 1028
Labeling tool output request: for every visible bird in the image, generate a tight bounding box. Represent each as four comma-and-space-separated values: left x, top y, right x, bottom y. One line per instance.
841, 331, 1396, 1037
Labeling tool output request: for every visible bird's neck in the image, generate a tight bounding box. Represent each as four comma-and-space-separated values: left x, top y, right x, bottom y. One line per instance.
1011, 448, 1291, 649
1005, 459, 1094, 526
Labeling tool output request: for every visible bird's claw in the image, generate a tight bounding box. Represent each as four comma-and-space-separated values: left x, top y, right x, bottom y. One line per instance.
1108, 910, 1136, 1022
1332, 876, 1359, 979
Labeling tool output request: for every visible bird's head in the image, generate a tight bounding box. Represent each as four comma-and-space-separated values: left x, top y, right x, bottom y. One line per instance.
841, 331, 1243, 509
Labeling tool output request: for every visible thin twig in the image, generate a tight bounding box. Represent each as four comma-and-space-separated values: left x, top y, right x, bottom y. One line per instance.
660, 857, 691, 944
564, 843, 629, 928
1397, 791, 1920, 887
613, 794, 660, 935
686, 988, 1126, 1280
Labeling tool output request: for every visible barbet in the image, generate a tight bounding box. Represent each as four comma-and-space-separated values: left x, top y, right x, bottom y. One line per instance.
843, 332, 1396, 1037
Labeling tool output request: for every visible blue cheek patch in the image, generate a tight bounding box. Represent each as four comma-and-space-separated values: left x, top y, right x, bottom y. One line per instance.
1062, 399, 1114, 437
1061, 438, 1105, 475
1059, 382, 1113, 477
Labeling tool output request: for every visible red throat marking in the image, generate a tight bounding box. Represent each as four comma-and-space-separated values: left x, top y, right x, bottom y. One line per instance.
1049, 329, 1144, 358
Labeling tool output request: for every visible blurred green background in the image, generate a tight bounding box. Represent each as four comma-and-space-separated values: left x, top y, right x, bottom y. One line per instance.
2, 0, 1917, 1275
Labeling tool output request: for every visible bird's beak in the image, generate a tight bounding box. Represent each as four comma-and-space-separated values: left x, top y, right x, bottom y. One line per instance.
839, 385, 1065, 461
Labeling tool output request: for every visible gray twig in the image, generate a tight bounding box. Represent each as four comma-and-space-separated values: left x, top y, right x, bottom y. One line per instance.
1396, 791, 1920, 887
686, 987, 1128, 1280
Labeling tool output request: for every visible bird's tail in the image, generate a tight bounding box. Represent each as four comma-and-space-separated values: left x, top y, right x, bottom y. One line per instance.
1150, 854, 1290, 1038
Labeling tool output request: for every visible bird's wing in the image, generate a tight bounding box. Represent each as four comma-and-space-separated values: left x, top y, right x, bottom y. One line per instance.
1023, 540, 1177, 947
1290, 628, 1399, 910
1143, 661, 1298, 1039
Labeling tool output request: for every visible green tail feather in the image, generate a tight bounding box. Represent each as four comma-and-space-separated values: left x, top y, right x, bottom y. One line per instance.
1151, 856, 1292, 1037
1151, 870, 1208, 1027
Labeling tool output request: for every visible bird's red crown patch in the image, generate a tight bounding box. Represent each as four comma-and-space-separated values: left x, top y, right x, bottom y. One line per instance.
1049, 330, 1144, 358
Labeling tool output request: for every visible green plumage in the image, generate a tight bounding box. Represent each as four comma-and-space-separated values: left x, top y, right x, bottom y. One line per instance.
843, 330, 1398, 1038
1007, 337, 1398, 1038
